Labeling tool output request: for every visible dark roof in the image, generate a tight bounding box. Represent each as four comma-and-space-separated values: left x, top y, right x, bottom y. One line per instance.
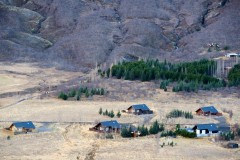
198, 106, 218, 113
194, 123, 218, 131
12, 121, 35, 129
130, 104, 150, 111
100, 120, 121, 128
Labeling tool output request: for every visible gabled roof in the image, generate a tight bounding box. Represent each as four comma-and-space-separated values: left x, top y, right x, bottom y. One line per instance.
12, 121, 35, 129
197, 106, 218, 113
194, 123, 218, 131
100, 120, 121, 128
129, 104, 150, 111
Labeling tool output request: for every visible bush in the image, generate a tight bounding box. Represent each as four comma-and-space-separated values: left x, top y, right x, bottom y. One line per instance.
223, 46, 230, 50
137, 125, 149, 136
166, 109, 193, 119
108, 110, 115, 118
58, 92, 68, 100
99, 108, 103, 115
149, 120, 164, 135
161, 130, 176, 137
121, 127, 132, 138
117, 111, 121, 118
7, 136, 10, 140
106, 134, 114, 139
220, 131, 235, 141
176, 129, 196, 138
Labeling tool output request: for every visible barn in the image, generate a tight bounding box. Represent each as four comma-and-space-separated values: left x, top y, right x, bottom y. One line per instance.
9, 121, 35, 134
192, 123, 219, 137
126, 104, 153, 115
89, 120, 121, 133
195, 106, 222, 116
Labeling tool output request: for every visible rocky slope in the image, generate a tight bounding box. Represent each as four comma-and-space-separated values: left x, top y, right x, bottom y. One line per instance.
0, 0, 239, 69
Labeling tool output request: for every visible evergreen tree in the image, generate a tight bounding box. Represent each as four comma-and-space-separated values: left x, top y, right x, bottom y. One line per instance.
117, 111, 121, 118
99, 108, 103, 115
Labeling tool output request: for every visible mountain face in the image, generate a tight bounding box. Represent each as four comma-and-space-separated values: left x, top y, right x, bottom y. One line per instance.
0, 0, 239, 69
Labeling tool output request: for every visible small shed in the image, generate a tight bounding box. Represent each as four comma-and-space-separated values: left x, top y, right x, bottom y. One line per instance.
192, 123, 219, 137
89, 120, 121, 133
9, 121, 35, 134
196, 106, 222, 116
227, 143, 238, 149
126, 104, 153, 115
225, 53, 239, 58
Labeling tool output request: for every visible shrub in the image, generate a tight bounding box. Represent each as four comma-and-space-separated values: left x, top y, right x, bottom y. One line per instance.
166, 109, 193, 119
220, 131, 235, 141
106, 134, 114, 139
58, 92, 68, 100
138, 125, 149, 136
117, 111, 121, 118
108, 110, 115, 118
149, 120, 164, 135
121, 127, 132, 138
223, 46, 230, 50
99, 108, 103, 115
161, 130, 176, 137
176, 129, 196, 138
7, 136, 10, 140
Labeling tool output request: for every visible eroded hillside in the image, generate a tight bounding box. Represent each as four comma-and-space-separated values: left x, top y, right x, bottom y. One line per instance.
0, 0, 239, 69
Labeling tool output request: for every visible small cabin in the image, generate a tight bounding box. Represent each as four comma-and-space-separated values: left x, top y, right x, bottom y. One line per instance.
8, 121, 35, 134
225, 53, 239, 58
196, 106, 222, 116
89, 120, 121, 133
192, 123, 219, 137
125, 104, 153, 115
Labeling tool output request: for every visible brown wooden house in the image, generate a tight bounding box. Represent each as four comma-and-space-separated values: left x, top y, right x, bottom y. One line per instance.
9, 121, 35, 134
89, 120, 121, 133
124, 104, 153, 115
196, 106, 222, 116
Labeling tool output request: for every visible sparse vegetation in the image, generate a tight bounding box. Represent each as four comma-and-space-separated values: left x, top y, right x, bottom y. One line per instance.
220, 131, 235, 141
166, 109, 193, 119
58, 87, 106, 100
99, 109, 116, 118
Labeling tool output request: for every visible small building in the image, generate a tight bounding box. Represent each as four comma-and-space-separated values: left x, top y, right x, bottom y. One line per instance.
196, 106, 222, 116
192, 123, 219, 137
89, 120, 121, 133
227, 143, 239, 149
9, 121, 35, 134
225, 53, 239, 58
125, 104, 153, 115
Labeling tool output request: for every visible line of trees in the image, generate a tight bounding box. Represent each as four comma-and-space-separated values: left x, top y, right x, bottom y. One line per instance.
166, 109, 193, 119
104, 59, 227, 92
58, 87, 105, 100
99, 108, 121, 118
121, 120, 164, 138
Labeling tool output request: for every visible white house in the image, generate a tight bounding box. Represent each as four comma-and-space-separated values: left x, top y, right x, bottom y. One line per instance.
192, 123, 219, 137
225, 53, 239, 58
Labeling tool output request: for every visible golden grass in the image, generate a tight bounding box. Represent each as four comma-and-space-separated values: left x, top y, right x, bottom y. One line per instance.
0, 62, 240, 159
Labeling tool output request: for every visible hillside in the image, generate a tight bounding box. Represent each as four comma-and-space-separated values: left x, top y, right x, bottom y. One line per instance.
0, 0, 239, 69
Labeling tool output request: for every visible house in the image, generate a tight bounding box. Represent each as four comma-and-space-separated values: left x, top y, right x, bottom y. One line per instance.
192, 123, 219, 137
225, 53, 239, 58
125, 104, 153, 115
89, 120, 121, 133
195, 106, 222, 116
8, 121, 35, 134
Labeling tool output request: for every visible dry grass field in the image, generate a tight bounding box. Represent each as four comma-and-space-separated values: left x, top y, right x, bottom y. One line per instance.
0, 62, 239, 160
